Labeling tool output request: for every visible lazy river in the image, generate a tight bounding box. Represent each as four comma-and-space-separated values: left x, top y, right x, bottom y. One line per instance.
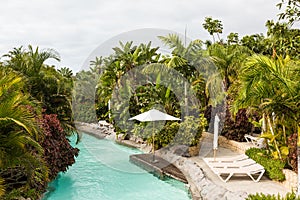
43, 133, 191, 200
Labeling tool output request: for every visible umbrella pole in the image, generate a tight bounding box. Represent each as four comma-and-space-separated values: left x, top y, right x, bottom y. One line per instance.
152, 122, 155, 162
213, 148, 217, 161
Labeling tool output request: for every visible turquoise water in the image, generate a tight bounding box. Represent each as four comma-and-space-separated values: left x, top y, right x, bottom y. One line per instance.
43, 134, 191, 200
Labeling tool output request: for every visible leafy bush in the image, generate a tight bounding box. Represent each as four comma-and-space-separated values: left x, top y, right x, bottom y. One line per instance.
40, 114, 79, 179
73, 102, 98, 123
245, 148, 286, 181
221, 108, 256, 142
132, 115, 207, 149
172, 115, 207, 146
246, 192, 300, 200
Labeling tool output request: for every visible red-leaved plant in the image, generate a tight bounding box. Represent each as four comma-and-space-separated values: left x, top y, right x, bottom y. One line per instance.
39, 114, 79, 179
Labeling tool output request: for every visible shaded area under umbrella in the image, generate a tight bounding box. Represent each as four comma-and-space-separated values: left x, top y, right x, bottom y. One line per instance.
129, 108, 181, 162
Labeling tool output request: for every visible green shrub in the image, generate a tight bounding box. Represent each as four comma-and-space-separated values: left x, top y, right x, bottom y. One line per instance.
73, 102, 98, 123
245, 148, 286, 181
221, 108, 256, 142
246, 192, 300, 200
132, 115, 207, 149
172, 115, 207, 146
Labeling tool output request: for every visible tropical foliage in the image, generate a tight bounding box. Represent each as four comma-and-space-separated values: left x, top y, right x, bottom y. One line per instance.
247, 191, 300, 200
3, 46, 75, 132
277, 0, 300, 25
0, 68, 44, 199
0, 46, 78, 199
233, 55, 299, 162
246, 148, 286, 181
39, 114, 79, 179
0, 1, 299, 198
86, 9, 300, 177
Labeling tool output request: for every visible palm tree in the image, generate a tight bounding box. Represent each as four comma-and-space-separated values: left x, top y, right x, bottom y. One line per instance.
158, 34, 206, 111
233, 55, 298, 116
90, 56, 105, 75
0, 68, 45, 195
233, 55, 299, 160
3, 46, 75, 133
96, 42, 160, 119
202, 17, 223, 43
207, 43, 252, 91
158, 34, 203, 67
58, 67, 73, 79
3, 45, 60, 102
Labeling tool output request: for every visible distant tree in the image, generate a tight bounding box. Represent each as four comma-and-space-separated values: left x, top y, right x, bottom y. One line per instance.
58, 67, 73, 79
96, 41, 160, 119
202, 17, 223, 43
277, 0, 300, 25
227, 32, 239, 45
90, 56, 104, 74
240, 34, 269, 54
265, 20, 300, 59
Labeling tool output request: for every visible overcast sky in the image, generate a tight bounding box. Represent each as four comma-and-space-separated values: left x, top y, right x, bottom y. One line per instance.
0, 0, 281, 72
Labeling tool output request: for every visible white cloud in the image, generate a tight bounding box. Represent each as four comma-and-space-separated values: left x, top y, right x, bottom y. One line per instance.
0, 0, 280, 72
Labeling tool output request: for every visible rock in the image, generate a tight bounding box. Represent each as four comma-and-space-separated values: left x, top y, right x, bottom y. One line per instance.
117, 134, 124, 140
171, 145, 190, 157
189, 145, 200, 157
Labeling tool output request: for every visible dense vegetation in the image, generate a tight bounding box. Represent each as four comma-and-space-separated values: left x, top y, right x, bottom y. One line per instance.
0, 46, 78, 199
246, 148, 286, 181
0, 0, 299, 199
72, 0, 300, 178
246, 192, 300, 200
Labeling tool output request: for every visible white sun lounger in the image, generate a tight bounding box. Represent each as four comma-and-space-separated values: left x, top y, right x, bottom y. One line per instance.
203, 156, 265, 182
207, 158, 256, 168
244, 134, 266, 148
204, 154, 249, 163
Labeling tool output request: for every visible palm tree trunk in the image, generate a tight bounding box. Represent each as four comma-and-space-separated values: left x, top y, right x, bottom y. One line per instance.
282, 114, 287, 145
212, 34, 215, 43
267, 115, 282, 160
184, 82, 188, 116
217, 33, 221, 42
262, 113, 266, 133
